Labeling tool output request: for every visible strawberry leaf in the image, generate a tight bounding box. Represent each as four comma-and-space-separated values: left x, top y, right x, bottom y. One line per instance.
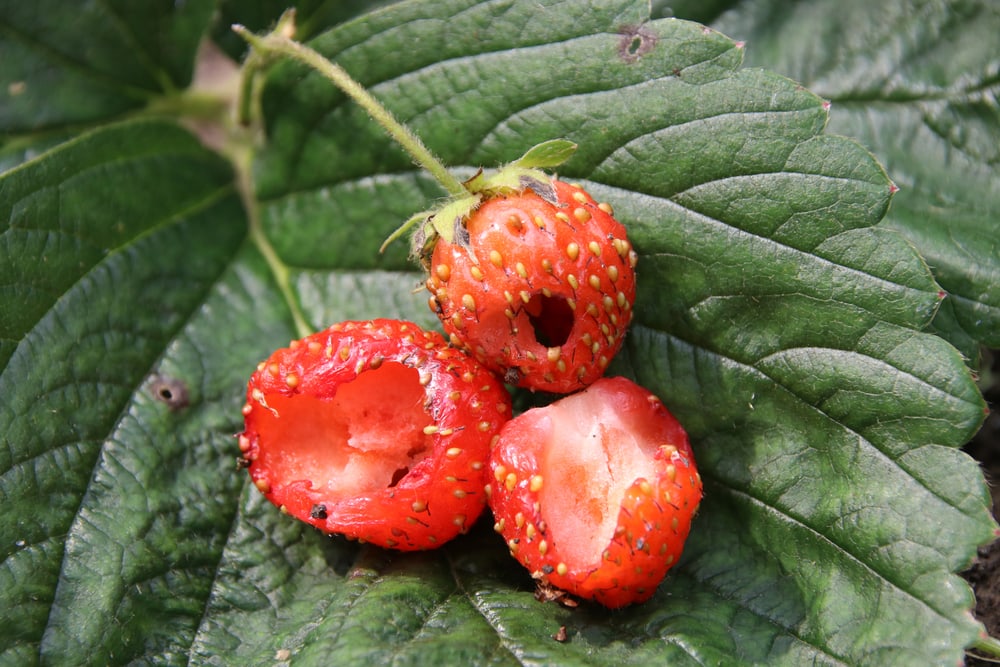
709, 0, 1000, 361
2, 1, 996, 666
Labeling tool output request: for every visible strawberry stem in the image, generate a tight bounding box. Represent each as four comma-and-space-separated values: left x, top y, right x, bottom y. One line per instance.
232, 14, 468, 198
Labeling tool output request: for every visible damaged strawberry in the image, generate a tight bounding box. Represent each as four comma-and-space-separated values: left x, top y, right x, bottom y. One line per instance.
238, 319, 511, 550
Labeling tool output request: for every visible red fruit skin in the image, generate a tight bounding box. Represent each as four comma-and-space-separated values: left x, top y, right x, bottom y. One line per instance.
426, 180, 637, 394
239, 319, 511, 551
487, 376, 702, 608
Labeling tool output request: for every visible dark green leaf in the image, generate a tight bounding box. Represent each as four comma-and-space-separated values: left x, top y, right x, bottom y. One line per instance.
708, 0, 1000, 358
0, 0, 213, 132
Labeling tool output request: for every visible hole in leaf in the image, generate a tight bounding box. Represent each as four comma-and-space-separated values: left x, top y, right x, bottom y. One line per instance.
150, 375, 189, 411
526, 294, 574, 348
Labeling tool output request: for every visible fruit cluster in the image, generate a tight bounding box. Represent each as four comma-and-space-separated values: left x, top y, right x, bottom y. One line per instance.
238, 178, 702, 608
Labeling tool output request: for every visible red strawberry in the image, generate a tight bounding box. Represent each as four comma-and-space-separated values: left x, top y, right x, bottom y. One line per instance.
425, 178, 637, 394
487, 376, 702, 608
238, 319, 511, 551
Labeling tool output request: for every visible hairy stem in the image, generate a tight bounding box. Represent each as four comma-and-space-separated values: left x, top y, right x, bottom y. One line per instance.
232, 20, 468, 198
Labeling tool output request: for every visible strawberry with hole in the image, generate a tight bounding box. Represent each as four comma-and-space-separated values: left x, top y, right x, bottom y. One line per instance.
385, 140, 638, 394
426, 178, 637, 394
487, 376, 702, 608
238, 319, 512, 551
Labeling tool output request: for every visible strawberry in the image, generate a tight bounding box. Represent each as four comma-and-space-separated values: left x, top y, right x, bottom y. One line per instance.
238, 319, 512, 551
487, 376, 702, 608
424, 177, 638, 394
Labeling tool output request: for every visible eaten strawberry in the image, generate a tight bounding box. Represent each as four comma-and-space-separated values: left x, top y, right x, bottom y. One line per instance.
487, 376, 702, 608
238, 319, 512, 551
424, 177, 637, 394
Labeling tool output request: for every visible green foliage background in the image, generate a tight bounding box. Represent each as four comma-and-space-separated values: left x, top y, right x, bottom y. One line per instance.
2, 0, 998, 665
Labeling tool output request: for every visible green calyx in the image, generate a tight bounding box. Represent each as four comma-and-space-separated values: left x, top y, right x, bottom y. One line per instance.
381, 139, 579, 263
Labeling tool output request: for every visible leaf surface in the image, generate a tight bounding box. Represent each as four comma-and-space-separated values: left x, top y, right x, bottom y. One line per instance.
707, 0, 1000, 359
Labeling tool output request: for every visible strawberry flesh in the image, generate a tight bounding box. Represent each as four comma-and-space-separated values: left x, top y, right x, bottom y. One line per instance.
251, 362, 430, 500
488, 376, 702, 607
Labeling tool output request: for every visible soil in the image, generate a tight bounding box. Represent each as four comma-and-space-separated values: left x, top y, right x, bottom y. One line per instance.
961, 349, 1000, 666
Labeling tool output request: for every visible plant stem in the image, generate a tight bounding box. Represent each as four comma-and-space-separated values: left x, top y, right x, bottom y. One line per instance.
230, 139, 313, 340
972, 634, 1000, 661
232, 23, 468, 198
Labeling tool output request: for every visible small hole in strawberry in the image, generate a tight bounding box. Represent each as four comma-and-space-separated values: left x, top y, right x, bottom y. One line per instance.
526, 294, 574, 348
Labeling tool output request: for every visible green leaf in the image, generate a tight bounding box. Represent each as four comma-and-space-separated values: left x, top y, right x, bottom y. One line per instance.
2, 1, 995, 666
0, 0, 214, 132
707, 0, 1000, 359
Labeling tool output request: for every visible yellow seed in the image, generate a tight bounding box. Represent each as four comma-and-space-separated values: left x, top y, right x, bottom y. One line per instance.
454, 514, 467, 528
608, 265, 619, 282
555, 212, 571, 223
588, 241, 601, 256
546, 347, 561, 362
490, 250, 503, 268
639, 480, 653, 495
617, 291, 627, 307
530, 475, 544, 492
587, 303, 600, 317
573, 207, 591, 223
666, 464, 677, 482
254, 478, 270, 493
494, 465, 507, 482
556, 562, 568, 576
470, 266, 484, 281
567, 274, 579, 290
462, 293, 476, 311
566, 242, 580, 261
504, 290, 515, 304
339, 346, 350, 361
566, 297, 576, 310
533, 215, 545, 229
515, 512, 525, 528
598, 355, 609, 368
541, 258, 553, 273
412, 500, 427, 512
507, 214, 523, 231
256, 361, 266, 372
598, 201, 614, 215
241, 403, 252, 416
508, 539, 518, 552
453, 489, 467, 499
515, 262, 528, 279
446, 447, 462, 458
520, 291, 531, 304
556, 359, 566, 373
354, 359, 365, 375
572, 190, 588, 204
588, 274, 601, 290
505, 472, 517, 491
307, 341, 322, 354
538, 540, 549, 555
285, 373, 299, 389
478, 421, 491, 432
525, 523, 536, 539
671, 516, 679, 532
435, 264, 451, 281
629, 250, 639, 268
267, 362, 279, 376
470, 460, 483, 470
